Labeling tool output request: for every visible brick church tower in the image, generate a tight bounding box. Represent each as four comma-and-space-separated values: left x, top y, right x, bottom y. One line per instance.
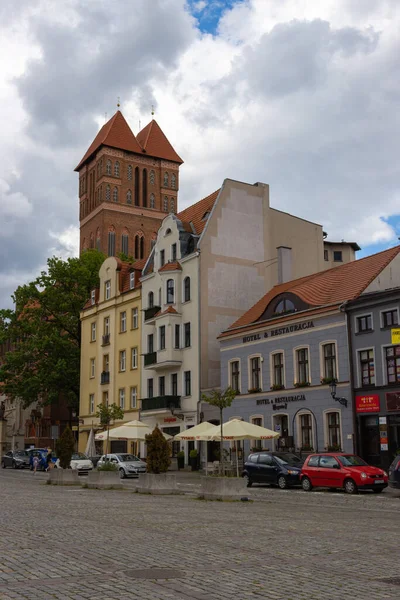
75, 110, 183, 260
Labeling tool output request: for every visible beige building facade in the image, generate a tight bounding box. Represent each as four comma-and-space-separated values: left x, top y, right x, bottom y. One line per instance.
79, 257, 143, 455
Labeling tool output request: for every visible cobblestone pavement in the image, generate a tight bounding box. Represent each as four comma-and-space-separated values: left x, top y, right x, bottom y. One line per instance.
1, 469, 399, 600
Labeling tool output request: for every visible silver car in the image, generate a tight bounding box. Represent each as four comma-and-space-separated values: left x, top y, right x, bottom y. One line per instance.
1, 450, 30, 469
97, 453, 147, 478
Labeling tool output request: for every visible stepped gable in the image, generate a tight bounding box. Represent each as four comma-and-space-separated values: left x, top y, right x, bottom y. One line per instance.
75, 111, 143, 171
136, 119, 183, 164
221, 245, 400, 337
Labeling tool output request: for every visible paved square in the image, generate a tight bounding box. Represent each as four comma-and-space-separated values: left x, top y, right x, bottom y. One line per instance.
0, 469, 399, 599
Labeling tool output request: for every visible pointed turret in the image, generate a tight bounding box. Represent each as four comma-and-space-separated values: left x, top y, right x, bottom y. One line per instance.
137, 119, 183, 164
75, 111, 143, 171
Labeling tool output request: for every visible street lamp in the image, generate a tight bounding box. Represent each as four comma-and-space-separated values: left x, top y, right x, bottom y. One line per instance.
329, 379, 348, 408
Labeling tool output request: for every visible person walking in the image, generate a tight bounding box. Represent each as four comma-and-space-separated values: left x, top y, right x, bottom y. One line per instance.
33, 454, 40, 475
46, 448, 53, 472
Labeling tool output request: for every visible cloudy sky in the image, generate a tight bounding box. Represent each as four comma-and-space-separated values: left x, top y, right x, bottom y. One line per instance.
0, 0, 399, 308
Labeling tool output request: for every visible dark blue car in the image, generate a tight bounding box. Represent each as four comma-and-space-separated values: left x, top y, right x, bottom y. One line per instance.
26, 448, 57, 471
243, 451, 304, 489
388, 455, 400, 489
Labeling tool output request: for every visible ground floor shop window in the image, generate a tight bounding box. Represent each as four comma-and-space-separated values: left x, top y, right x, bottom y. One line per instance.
162, 426, 180, 457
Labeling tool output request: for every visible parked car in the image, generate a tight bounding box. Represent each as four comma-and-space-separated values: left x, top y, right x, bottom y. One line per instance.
1, 450, 30, 469
26, 448, 57, 471
97, 453, 147, 478
300, 453, 388, 494
88, 455, 102, 468
55, 452, 93, 474
388, 455, 400, 489
242, 451, 304, 489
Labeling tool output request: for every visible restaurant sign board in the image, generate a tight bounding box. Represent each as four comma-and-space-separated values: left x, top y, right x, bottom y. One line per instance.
355, 394, 380, 413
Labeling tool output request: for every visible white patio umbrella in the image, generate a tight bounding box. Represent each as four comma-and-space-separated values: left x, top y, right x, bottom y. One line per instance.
84, 428, 96, 458
198, 419, 280, 477
173, 421, 213, 441
95, 420, 172, 442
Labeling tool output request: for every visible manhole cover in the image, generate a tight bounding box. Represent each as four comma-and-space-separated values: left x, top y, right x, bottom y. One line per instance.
380, 578, 400, 587
125, 568, 184, 580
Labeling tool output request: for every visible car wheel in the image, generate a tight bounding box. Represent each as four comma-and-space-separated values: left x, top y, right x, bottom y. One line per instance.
302, 477, 313, 492
344, 478, 358, 494
244, 474, 252, 488
277, 475, 288, 490
119, 468, 126, 479
1, 461, 6, 469
12, 461, 17, 469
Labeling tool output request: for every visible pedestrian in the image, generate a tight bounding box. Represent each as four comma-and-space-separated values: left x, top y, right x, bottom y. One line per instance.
33, 454, 40, 475
46, 448, 53, 472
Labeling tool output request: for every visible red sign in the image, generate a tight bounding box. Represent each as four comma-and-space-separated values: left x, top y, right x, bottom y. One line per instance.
355, 394, 380, 413
386, 391, 400, 412
164, 417, 176, 423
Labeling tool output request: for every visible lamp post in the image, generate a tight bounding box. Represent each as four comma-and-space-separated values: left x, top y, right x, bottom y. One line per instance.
329, 379, 348, 408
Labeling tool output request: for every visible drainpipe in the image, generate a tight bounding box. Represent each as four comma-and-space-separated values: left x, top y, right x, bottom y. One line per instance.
196, 250, 203, 464
340, 301, 357, 454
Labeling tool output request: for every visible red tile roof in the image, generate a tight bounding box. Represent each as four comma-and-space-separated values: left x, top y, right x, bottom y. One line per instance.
177, 189, 220, 235
221, 245, 400, 337
158, 261, 182, 273
136, 119, 183, 164
154, 306, 179, 317
75, 111, 143, 171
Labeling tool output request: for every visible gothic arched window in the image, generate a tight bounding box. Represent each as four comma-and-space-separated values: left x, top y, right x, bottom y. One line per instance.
164, 172, 169, 187
150, 193, 155, 209
121, 233, 129, 255
114, 161, 120, 177
106, 185, 111, 201
140, 236, 144, 259
171, 173, 176, 189
127, 165, 132, 181
170, 198, 175, 213
150, 170, 155, 185
113, 187, 118, 202
163, 196, 168, 212
126, 190, 132, 205
142, 168, 147, 207
135, 235, 139, 259
106, 160, 112, 176
134, 167, 139, 206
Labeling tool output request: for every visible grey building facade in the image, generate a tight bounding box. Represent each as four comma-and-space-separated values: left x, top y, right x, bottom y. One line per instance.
220, 311, 354, 457
346, 288, 400, 470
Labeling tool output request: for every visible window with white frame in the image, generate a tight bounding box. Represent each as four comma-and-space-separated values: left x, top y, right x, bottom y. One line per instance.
359, 349, 375, 386
299, 413, 313, 450
272, 352, 284, 388
89, 394, 95, 414
230, 360, 240, 393
385, 345, 400, 384
357, 314, 372, 332
105, 280, 111, 300
171, 243, 177, 261
382, 309, 399, 328
184, 277, 191, 302
119, 388, 125, 409
131, 307, 138, 329
249, 356, 261, 391
90, 358, 95, 378
166, 279, 174, 304
91, 290, 96, 305
120, 311, 127, 333
159, 325, 166, 350
104, 317, 110, 335
251, 416, 263, 449
130, 272, 135, 290
119, 350, 126, 372
325, 411, 341, 450
184, 371, 191, 396
130, 386, 137, 408
296, 348, 309, 384
131, 347, 138, 369
322, 343, 337, 381
91, 322, 96, 342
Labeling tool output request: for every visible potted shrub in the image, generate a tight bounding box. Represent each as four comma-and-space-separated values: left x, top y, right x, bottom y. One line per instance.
327, 444, 342, 452
248, 387, 262, 394
300, 444, 314, 453
321, 377, 336, 385
137, 427, 181, 495
189, 448, 199, 471
86, 460, 122, 489
177, 450, 185, 470
270, 384, 285, 391
294, 381, 311, 388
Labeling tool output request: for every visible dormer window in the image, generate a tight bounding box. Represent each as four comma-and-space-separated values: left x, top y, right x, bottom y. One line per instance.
274, 299, 296, 314
91, 290, 96, 305
202, 210, 210, 221
129, 272, 135, 290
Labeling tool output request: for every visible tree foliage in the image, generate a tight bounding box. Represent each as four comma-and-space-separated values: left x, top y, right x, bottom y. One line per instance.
55, 426, 76, 469
0, 250, 105, 409
96, 403, 124, 427
145, 426, 171, 474
201, 387, 237, 474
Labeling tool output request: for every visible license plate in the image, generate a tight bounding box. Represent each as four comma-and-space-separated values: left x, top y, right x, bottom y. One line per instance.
375, 479, 384, 484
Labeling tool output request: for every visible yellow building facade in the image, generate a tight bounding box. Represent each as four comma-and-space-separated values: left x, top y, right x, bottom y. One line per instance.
78, 257, 143, 454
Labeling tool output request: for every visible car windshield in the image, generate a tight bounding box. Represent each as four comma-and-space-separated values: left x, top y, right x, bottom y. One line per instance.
71, 453, 87, 460
274, 453, 303, 466
15, 451, 28, 457
337, 455, 368, 467
117, 454, 139, 462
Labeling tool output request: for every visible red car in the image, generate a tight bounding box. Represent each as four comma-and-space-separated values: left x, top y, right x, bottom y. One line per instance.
300, 453, 388, 494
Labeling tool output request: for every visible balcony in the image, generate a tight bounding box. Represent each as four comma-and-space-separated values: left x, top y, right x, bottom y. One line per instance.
144, 305, 161, 323
100, 371, 110, 385
141, 395, 181, 412
144, 352, 157, 367
102, 334, 110, 346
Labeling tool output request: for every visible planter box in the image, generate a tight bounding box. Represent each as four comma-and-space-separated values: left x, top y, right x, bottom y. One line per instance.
199, 476, 248, 501
47, 469, 80, 486
137, 473, 183, 495
85, 470, 123, 490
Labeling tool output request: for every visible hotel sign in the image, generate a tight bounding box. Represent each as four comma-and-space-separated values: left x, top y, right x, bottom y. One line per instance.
243, 321, 315, 344
257, 394, 306, 411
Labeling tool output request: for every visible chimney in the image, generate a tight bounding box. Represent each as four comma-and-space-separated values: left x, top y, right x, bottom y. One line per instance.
277, 246, 292, 284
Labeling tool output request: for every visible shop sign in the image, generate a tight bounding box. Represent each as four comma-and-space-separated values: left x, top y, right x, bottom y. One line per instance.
355, 394, 380, 413
391, 328, 400, 344
164, 417, 177, 423
257, 394, 306, 411
386, 391, 400, 412
243, 321, 314, 343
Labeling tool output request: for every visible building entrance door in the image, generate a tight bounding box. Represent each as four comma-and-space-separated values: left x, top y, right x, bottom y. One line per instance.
272, 414, 289, 450
360, 415, 380, 467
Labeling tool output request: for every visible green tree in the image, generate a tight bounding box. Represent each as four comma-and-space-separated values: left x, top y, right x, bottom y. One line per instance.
201, 387, 237, 475
145, 426, 171, 474
96, 402, 124, 457
55, 426, 76, 469
0, 249, 105, 410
